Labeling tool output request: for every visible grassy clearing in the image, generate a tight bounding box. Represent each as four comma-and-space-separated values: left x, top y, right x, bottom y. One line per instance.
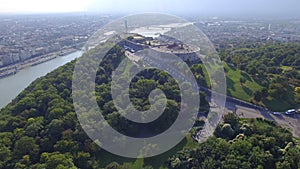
200, 62, 263, 101
223, 63, 263, 101
224, 63, 295, 111
281, 65, 300, 74
223, 63, 295, 111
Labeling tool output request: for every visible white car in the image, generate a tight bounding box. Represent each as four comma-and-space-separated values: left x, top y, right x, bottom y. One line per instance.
285, 109, 296, 115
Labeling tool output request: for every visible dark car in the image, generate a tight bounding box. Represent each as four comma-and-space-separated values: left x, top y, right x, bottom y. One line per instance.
272, 112, 281, 115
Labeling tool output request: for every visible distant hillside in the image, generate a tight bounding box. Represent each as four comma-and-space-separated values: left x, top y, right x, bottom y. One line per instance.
0, 41, 299, 168
219, 43, 300, 111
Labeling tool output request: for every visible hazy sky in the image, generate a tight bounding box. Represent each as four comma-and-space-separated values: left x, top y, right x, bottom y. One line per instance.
0, 0, 95, 13
0, 0, 299, 17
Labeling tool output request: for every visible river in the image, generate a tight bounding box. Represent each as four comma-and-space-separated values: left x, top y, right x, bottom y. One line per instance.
0, 51, 83, 109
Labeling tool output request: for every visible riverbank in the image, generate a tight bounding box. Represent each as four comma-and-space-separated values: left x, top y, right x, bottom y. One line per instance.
0, 51, 82, 109
0, 48, 78, 79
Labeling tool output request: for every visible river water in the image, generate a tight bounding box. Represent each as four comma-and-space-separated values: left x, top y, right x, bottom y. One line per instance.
0, 51, 82, 109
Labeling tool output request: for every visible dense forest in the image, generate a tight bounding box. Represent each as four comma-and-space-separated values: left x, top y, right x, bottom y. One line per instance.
0, 43, 204, 168
167, 114, 300, 169
0, 40, 299, 168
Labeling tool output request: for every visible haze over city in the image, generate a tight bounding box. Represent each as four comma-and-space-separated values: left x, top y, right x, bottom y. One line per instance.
0, 0, 300, 17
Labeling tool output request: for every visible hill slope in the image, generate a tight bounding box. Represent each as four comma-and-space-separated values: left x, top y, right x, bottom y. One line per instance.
0, 43, 299, 169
